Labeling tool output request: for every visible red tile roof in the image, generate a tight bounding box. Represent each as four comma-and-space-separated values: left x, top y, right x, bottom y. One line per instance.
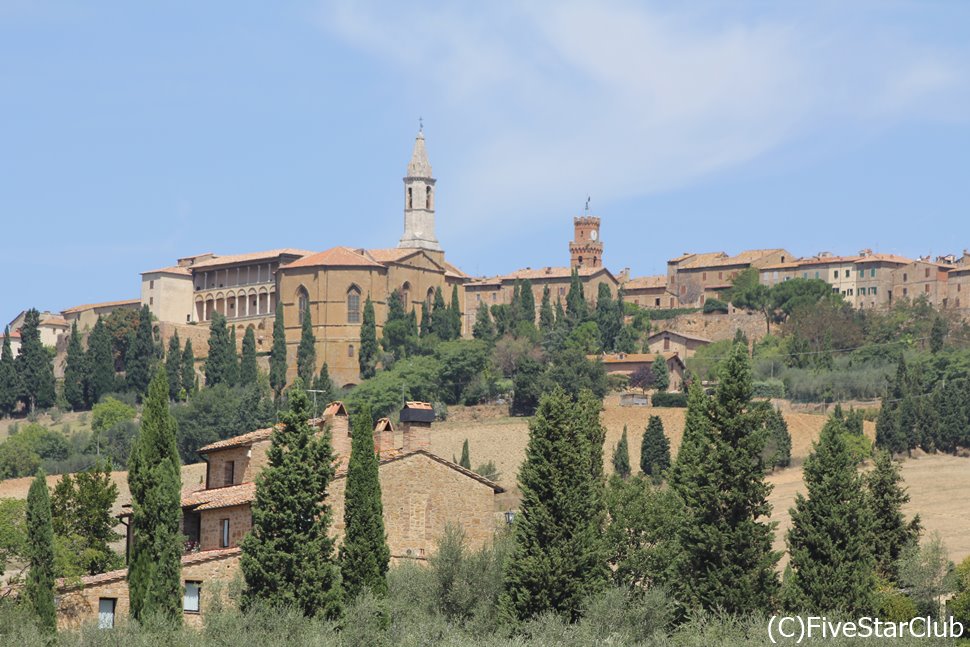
624, 275, 666, 290
182, 483, 257, 511
467, 266, 615, 286
188, 248, 313, 270
197, 427, 278, 453
591, 351, 683, 366
61, 299, 141, 314
323, 401, 348, 417
647, 330, 712, 344
285, 247, 386, 269
141, 265, 192, 276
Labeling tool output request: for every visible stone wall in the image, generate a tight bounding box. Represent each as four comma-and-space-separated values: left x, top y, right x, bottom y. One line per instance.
651, 311, 769, 344
200, 504, 252, 551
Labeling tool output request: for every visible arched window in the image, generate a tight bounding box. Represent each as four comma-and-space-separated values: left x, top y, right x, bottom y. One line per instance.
407, 187, 413, 209
426, 186, 432, 209
347, 286, 361, 323
401, 281, 411, 307
348, 344, 355, 357
426, 287, 435, 304
578, 256, 583, 265
297, 287, 309, 322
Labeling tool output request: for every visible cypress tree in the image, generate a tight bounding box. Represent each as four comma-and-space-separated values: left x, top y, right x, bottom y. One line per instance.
615, 326, 638, 353
595, 283, 619, 351
239, 326, 258, 386
205, 312, 234, 388
126, 305, 155, 395
181, 339, 196, 398
269, 305, 288, 400
472, 303, 495, 342
509, 282, 522, 326
25, 471, 56, 632
501, 388, 608, 621
165, 332, 182, 401
381, 290, 414, 360
127, 368, 183, 624
554, 297, 566, 328
519, 279, 536, 327
612, 426, 631, 478
86, 317, 115, 405
876, 356, 908, 455
340, 405, 390, 599
0, 326, 19, 416
867, 450, 921, 582
640, 415, 670, 477
565, 269, 588, 327
430, 287, 449, 339
935, 378, 969, 453
16, 309, 56, 411
671, 345, 779, 614
297, 305, 317, 386
64, 321, 88, 410
449, 284, 463, 339
358, 296, 378, 379
651, 357, 670, 392
312, 363, 335, 410
539, 286, 554, 333
576, 389, 607, 483
787, 413, 875, 614
241, 380, 343, 618
459, 438, 471, 469
228, 325, 239, 387
762, 407, 792, 470
419, 302, 431, 337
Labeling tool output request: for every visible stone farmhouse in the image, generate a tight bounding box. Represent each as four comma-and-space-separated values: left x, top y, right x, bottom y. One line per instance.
61, 299, 141, 331
644, 330, 711, 360
53, 401, 504, 629
594, 351, 686, 391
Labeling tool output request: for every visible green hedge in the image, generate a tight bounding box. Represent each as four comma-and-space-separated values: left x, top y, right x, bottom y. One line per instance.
751, 379, 785, 399
652, 392, 688, 408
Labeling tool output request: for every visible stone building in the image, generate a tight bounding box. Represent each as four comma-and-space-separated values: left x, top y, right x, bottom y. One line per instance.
53, 401, 503, 628
665, 249, 791, 308
948, 264, 970, 310
593, 351, 686, 390
759, 251, 911, 309
644, 330, 711, 359
622, 275, 667, 308
6, 309, 70, 347
891, 259, 952, 308
463, 215, 619, 331
61, 299, 140, 331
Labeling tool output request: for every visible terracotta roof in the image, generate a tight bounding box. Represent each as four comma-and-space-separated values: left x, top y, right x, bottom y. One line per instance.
374, 417, 394, 432
334, 450, 505, 493
591, 351, 683, 366
50, 548, 242, 593
141, 265, 192, 276
0, 331, 21, 339
197, 426, 278, 453
468, 266, 615, 285
182, 483, 257, 511
623, 275, 666, 290
61, 298, 141, 314
441, 260, 469, 279
681, 249, 785, 269
323, 401, 348, 417
189, 248, 313, 270
365, 248, 417, 263
403, 401, 433, 410
284, 247, 386, 270
762, 255, 861, 271
669, 251, 726, 267
647, 330, 712, 344
41, 316, 70, 328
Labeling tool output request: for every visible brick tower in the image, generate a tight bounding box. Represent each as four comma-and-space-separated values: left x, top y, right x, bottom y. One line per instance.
569, 216, 602, 268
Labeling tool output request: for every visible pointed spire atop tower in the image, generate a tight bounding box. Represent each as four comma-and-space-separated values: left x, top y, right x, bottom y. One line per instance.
399, 125, 442, 252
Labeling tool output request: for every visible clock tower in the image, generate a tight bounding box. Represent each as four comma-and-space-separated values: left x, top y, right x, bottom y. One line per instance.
570, 216, 602, 269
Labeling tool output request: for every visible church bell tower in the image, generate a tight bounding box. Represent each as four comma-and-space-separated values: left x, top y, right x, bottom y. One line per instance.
398, 126, 442, 252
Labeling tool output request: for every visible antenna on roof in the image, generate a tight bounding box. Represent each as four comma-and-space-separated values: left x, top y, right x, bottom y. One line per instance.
584, 195, 591, 215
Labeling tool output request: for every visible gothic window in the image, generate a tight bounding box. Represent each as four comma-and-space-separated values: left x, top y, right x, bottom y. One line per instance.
426, 186, 432, 209
401, 282, 411, 307
347, 287, 361, 323
408, 187, 413, 209
297, 287, 309, 322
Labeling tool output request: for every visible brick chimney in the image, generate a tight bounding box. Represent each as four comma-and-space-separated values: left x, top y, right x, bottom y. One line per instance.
400, 401, 434, 452
373, 417, 397, 456
321, 401, 351, 459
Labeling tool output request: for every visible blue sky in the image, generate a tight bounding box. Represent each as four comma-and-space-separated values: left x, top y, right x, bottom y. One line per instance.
2, 1, 969, 325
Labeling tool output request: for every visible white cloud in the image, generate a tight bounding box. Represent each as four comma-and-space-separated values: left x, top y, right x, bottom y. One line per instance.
319, 1, 968, 231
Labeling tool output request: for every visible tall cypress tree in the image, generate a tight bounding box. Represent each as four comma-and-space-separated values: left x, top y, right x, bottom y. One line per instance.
640, 415, 670, 477
595, 283, 619, 351
239, 326, 258, 386
509, 282, 523, 326
419, 302, 431, 338
165, 332, 182, 401
763, 407, 792, 470
519, 279, 536, 327
576, 389, 607, 484
181, 339, 196, 398
359, 296, 378, 379
671, 345, 779, 614
63, 321, 88, 410
565, 269, 588, 327
459, 438, 471, 469
539, 286, 554, 333
126, 305, 155, 396
867, 450, 921, 581
86, 317, 115, 405
502, 388, 608, 621
472, 303, 495, 342
16, 309, 56, 411
228, 325, 239, 387
25, 471, 56, 632
381, 290, 413, 360
127, 368, 182, 624
205, 312, 234, 387
297, 305, 317, 386
269, 305, 288, 400
787, 413, 875, 614
312, 363, 335, 408
340, 405, 390, 599
876, 356, 908, 455
449, 285, 463, 339
430, 287, 449, 339
241, 380, 343, 618
0, 326, 19, 416
612, 426, 631, 478
651, 357, 670, 392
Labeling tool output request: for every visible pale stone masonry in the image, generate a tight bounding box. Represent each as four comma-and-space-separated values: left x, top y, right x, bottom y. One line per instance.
50, 400, 504, 628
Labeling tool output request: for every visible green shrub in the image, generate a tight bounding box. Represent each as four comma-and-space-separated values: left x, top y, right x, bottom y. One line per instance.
703, 299, 729, 314
751, 379, 785, 399
652, 392, 687, 408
